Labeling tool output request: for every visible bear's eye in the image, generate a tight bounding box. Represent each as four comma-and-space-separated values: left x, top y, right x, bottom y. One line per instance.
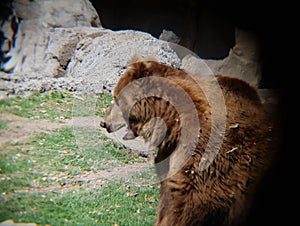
129, 115, 139, 122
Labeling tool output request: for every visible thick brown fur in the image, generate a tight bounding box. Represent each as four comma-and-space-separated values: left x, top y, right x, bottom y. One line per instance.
101, 57, 276, 226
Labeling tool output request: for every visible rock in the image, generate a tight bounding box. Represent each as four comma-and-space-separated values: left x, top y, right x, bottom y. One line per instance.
181, 54, 214, 76
180, 28, 261, 87
159, 29, 181, 44
43, 27, 107, 78
1, 0, 101, 73
206, 28, 261, 87
67, 29, 181, 94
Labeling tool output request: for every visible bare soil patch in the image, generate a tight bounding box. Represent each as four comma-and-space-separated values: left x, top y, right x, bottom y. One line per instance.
0, 113, 153, 195
0, 113, 72, 145
15, 160, 153, 194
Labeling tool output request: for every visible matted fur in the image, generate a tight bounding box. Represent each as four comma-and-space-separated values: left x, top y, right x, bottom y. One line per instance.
101, 57, 276, 226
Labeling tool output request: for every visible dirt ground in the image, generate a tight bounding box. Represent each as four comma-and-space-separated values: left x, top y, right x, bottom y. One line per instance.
0, 113, 73, 144
0, 113, 153, 194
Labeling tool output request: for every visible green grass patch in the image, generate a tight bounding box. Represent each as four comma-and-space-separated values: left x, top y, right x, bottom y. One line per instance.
0, 119, 9, 129
95, 92, 113, 117
0, 91, 73, 121
72, 92, 113, 117
0, 90, 113, 120
32, 126, 145, 171
0, 172, 158, 225
0, 148, 35, 174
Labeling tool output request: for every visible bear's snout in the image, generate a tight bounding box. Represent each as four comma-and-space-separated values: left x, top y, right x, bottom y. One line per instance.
100, 121, 107, 128
100, 121, 112, 132
100, 120, 125, 133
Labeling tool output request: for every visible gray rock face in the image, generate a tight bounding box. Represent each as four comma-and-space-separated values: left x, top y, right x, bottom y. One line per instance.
0, 0, 101, 74
67, 29, 181, 94
182, 29, 261, 87
208, 29, 261, 87
13, 0, 100, 27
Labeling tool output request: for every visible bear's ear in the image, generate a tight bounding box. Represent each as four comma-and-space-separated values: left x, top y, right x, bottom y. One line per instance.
144, 56, 158, 62
125, 55, 147, 80
113, 62, 144, 96
127, 54, 158, 65
126, 60, 152, 80
127, 54, 142, 65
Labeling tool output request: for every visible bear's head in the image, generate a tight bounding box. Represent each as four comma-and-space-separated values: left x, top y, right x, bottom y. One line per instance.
100, 57, 183, 146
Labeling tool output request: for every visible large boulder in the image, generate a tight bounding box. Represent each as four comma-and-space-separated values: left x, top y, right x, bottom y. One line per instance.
66, 29, 181, 94
0, 0, 101, 73
181, 28, 261, 87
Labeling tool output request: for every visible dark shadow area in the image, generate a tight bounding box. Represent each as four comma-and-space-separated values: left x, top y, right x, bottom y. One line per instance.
91, 0, 280, 89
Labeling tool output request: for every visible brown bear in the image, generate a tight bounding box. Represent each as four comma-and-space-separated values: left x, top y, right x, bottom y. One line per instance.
100, 56, 277, 226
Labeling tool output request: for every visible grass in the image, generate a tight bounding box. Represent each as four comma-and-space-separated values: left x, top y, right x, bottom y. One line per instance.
0, 91, 73, 121
0, 119, 9, 129
0, 174, 158, 225
0, 166, 158, 226
72, 92, 113, 117
0, 91, 158, 225
0, 91, 113, 121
